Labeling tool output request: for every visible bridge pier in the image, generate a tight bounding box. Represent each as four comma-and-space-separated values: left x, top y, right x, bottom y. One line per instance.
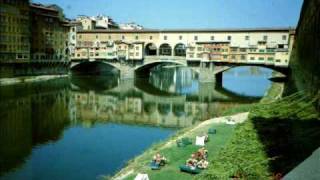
119, 65, 135, 80
198, 62, 216, 83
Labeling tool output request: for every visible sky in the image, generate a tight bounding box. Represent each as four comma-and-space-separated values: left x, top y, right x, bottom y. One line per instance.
33, 0, 304, 29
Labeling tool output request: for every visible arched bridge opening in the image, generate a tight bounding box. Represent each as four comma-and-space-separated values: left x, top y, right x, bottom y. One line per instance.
174, 43, 186, 57
145, 43, 157, 56
213, 62, 290, 76
134, 61, 186, 78
70, 61, 120, 76
214, 64, 289, 87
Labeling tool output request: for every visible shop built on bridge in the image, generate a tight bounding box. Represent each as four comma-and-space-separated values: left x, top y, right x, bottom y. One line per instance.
70, 28, 293, 82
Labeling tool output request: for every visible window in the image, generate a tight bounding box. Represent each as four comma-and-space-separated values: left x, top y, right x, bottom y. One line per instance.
241, 55, 246, 60
245, 36, 249, 40
231, 55, 236, 59
267, 49, 274, 53
227, 36, 232, 41
211, 36, 214, 40
164, 35, 167, 40
179, 35, 183, 40
263, 35, 268, 41
231, 47, 237, 52
189, 54, 194, 58
194, 36, 198, 41
223, 55, 227, 59
136, 52, 139, 56
282, 35, 287, 40
122, 35, 125, 40
135, 36, 139, 40
250, 57, 255, 60
259, 49, 265, 53
149, 36, 153, 40
240, 48, 246, 52
79, 35, 82, 39
276, 59, 281, 62
108, 35, 111, 40
96, 35, 98, 39
197, 53, 202, 58
135, 46, 139, 50
197, 47, 202, 51
267, 57, 274, 61
259, 57, 264, 61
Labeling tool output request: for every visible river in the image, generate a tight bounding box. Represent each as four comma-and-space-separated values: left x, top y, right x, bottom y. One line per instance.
0, 66, 272, 180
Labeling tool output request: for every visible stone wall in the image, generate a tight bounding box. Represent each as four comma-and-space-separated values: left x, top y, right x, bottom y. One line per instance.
0, 61, 70, 78
290, 0, 320, 109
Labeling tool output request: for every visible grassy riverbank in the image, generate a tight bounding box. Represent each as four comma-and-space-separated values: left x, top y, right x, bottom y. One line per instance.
111, 113, 249, 180
197, 90, 320, 179
111, 81, 316, 180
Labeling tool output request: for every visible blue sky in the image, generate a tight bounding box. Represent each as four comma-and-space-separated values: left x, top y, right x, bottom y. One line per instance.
33, 0, 303, 29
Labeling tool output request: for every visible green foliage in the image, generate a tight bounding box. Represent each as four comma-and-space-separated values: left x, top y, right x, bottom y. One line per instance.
197, 91, 320, 179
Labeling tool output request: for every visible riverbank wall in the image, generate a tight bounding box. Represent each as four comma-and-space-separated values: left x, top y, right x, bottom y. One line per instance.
289, 0, 320, 109
0, 61, 70, 86
0, 61, 70, 78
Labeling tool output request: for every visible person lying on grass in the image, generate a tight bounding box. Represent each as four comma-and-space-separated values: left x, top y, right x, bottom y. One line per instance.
196, 159, 209, 169
195, 147, 208, 160
186, 153, 198, 170
152, 152, 167, 166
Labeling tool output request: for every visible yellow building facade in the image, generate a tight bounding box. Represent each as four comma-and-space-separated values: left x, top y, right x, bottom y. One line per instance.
0, 0, 30, 61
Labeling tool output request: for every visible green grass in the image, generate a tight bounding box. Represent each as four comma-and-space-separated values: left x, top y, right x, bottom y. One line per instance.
197, 92, 320, 179
121, 124, 235, 180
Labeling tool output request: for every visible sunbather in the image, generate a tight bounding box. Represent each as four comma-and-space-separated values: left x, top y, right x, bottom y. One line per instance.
186, 153, 198, 169
153, 153, 167, 166
197, 159, 209, 169
198, 147, 208, 160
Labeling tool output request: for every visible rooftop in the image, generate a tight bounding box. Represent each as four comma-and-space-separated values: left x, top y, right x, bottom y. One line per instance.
78, 27, 295, 33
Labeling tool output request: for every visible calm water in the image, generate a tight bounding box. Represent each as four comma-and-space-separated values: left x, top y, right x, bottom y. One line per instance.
0, 66, 272, 180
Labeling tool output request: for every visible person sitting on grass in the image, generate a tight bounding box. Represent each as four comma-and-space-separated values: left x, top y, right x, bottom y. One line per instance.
197, 159, 209, 169
186, 153, 198, 169
153, 152, 167, 166
197, 147, 208, 160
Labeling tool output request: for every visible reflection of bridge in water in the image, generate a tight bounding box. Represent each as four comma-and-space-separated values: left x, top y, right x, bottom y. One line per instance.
70, 79, 259, 128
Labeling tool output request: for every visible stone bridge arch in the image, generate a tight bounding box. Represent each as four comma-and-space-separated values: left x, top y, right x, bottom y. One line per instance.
70, 61, 121, 76
134, 60, 187, 78
212, 62, 290, 75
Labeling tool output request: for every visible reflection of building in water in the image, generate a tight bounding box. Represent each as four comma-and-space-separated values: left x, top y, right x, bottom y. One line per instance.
0, 82, 70, 175
70, 79, 253, 128
149, 66, 197, 94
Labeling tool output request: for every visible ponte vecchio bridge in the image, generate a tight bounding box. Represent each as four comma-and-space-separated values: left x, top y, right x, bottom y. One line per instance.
70, 27, 294, 82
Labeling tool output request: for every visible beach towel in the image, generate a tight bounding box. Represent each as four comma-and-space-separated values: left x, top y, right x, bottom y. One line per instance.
134, 173, 149, 180
195, 136, 205, 146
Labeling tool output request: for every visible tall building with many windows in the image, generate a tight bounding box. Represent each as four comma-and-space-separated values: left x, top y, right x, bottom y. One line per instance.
30, 3, 70, 60
0, 0, 30, 61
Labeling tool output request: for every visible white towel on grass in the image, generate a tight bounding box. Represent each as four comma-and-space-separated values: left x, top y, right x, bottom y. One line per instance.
195, 136, 205, 146
134, 173, 149, 180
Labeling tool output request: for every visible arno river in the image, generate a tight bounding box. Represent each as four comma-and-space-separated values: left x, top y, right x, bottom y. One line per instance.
0, 66, 273, 180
